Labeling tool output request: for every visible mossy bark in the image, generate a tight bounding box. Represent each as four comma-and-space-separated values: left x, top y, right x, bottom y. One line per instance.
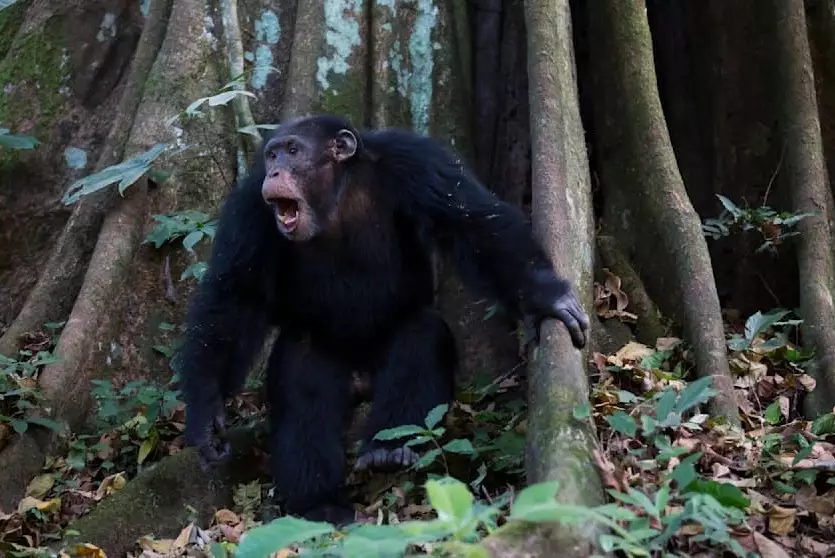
768, 0, 835, 416
62, 424, 264, 558
515, 0, 604, 553
588, 0, 738, 423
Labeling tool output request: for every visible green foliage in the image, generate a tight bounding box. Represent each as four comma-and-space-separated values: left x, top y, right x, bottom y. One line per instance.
0, 127, 38, 149
0, 1, 24, 11
702, 194, 816, 254
0, 324, 66, 435
62, 143, 170, 205
144, 211, 217, 252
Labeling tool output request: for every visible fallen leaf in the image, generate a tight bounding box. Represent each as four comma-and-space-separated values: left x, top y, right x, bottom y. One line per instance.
767, 505, 796, 535
608, 342, 654, 367
754, 532, 791, 558
795, 485, 835, 516
17, 496, 61, 514
25, 474, 54, 499
655, 337, 682, 351
137, 536, 174, 554
70, 543, 107, 558
214, 508, 240, 525
95, 473, 127, 500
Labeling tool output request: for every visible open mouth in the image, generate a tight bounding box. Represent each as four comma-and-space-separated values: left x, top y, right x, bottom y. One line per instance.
273, 198, 300, 232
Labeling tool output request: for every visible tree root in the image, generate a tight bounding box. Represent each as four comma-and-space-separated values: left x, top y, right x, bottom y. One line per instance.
596, 234, 668, 345
0, 0, 174, 358
769, 0, 835, 416
0, 0, 174, 509
60, 424, 265, 558
588, 0, 739, 425
523, 0, 605, 550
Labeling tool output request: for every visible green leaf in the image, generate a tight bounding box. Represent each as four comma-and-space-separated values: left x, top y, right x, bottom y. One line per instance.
235, 516, 334, 558
0, 129, 39, 150
812, 413, 835, 436
655, 389, 677, 423
744, 309, 790, 342
442, 438, 477, 456
25, 417, 64, 432
572, 401, 591, 420
509, 481, 561, 522
425, 478, 473, 524
424, 404, 449, 429
673, 376, 716, 415
617, 390, 639, 404
182, 230, 204, 252
606, 411, 637, 437
684, 480, 749, 510
670, 451, 702, 489
716, 194, 742, 217
373, 424, 426, 441
11, 419, 27, 433
765, 401, 782, 425
62, 144, 169, 205
413, 448, 442, 470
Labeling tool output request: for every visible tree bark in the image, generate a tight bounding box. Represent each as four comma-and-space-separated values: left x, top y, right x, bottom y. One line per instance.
769, 0, 835, 416
521, 0, 604, 552
588, 0, 738, 423
0, 0, 174, 510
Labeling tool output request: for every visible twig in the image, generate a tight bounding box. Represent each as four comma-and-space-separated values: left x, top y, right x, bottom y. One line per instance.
219, 0, 260, 171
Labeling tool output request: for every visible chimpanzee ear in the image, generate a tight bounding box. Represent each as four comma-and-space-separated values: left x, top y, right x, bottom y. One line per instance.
334, 129, 358, 162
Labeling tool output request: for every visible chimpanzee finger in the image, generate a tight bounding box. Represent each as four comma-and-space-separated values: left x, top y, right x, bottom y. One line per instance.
553, 307, 588, 349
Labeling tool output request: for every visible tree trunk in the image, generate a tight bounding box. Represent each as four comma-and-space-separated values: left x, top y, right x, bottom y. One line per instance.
588, 0, 738, 423
768, 0, 835, 415
518, 0, 604, 553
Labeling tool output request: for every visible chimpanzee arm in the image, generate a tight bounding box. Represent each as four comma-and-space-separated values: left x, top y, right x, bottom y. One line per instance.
370, 130, 589, 348
174, 171, 278, 466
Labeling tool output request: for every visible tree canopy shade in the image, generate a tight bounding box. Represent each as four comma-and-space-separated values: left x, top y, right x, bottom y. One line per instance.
1, 0, 835, 556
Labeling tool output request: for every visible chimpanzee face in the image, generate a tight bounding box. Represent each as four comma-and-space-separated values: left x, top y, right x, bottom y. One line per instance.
260, 121, 358, 241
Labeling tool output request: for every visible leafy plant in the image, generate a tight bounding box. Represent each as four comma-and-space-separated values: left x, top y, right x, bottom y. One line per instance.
62, 143, 171, 204
0, 127, 39, 150
373, 404, 477, 473
143, 210, 217, 252
702, 194, 816, 254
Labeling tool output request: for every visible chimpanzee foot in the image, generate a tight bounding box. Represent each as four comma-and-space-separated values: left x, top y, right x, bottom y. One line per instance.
353, 446, 419, 472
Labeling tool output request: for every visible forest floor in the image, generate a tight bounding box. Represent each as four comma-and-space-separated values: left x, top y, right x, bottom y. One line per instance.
1, 306, 834, 558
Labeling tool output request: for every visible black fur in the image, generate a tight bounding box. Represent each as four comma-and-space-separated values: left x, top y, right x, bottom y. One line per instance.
174, 114, 588, 524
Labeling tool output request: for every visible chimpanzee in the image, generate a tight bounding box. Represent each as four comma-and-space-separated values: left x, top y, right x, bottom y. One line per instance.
174, 114, 589, 525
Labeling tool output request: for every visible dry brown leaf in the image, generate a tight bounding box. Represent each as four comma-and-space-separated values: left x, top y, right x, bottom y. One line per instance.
214, 508, 240, 525
141, 538, 173, 554
795, 486, 835, 516
753, 532, 791, 558
608, 342, 654, 367
25, 474, 55, 499
172, 524, 195, 550
795, 374, 817, 392
767, 505, 796, 535
70, 543, 107, 558
778, 396, 790, 419
95, 473, 127, 500
655, 337, 682, 351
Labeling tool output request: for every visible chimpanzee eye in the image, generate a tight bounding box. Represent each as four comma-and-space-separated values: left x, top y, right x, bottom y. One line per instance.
287, 143, 298, 156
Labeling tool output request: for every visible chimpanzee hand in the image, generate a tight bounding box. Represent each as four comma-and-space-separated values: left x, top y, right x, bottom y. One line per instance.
548, 290, 590, 349
525, 271, 590, 349
185, 403, 230, 471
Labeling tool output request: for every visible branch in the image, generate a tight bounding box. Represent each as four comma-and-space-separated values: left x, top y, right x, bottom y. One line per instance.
219, 0, 259, 167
